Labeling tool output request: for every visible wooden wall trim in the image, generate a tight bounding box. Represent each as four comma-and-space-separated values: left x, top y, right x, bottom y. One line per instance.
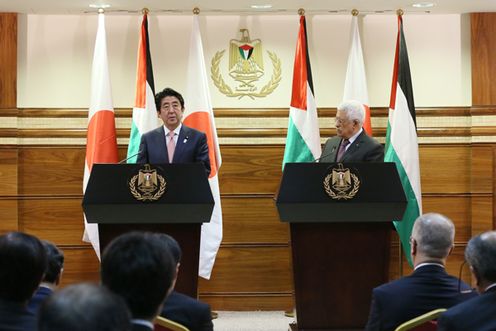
471, 13, 496, 106
0, 13, 17, 109
7, 106, 472, 118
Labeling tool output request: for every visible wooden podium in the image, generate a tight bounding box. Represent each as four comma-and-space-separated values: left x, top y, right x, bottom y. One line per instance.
82, 163, 214, 298
276, 162, 407, 331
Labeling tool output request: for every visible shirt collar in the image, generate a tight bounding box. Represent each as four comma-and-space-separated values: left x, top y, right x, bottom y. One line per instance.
131, 319, 154, 330
347, 127, 363, 145
414, 262, 445, 270
164, 123, 182, 136
485, 283, 496, 292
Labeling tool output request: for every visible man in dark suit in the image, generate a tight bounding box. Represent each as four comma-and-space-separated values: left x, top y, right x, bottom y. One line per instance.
0, 231, 47, 331
157, 234, 213, 331
437, 231, 496, 331
137, 87, 210, 175
320, 100, 383, 163
38, 283, 131, 331
365, 213, 477, 331
27, 240, 64, 314
101, 232, 177, 331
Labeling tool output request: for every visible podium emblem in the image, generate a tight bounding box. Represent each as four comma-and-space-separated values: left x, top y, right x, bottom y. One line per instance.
129, 164, 166, 201
323, 164, 360, 200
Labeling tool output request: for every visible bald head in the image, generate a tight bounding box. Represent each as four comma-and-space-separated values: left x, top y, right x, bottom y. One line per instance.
411, 213, 455, 260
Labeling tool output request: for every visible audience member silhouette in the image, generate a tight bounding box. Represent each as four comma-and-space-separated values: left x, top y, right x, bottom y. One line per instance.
101, 231, 176, 331
438, 230, 496, 330
27, 240, 64, 314
157, 234, 214, 331
0, 231, 47, 331
365, 213, 477, 331
38, 283, 131, 331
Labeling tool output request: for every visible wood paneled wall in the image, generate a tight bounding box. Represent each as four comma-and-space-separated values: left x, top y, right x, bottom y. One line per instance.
0, 12, 496, 312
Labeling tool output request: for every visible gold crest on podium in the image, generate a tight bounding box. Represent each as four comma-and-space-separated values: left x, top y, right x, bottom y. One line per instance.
129, 164, 166, 201
323, 163, 360, 200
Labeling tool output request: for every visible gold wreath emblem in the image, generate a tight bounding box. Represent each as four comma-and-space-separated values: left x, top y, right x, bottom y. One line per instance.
129, 171, 166, 202
323, 166, 360, 200
211, 50, 281, 99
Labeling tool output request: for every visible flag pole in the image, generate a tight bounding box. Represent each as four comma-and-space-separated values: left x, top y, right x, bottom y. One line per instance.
397, 7, 404, 278
351, 8, 359, 16
142, 7, 149, 15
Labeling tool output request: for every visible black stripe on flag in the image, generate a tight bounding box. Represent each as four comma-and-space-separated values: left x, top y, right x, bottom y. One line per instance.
144, 14, 155, 95
302, 16, 314, 96
397, 16, 416, 128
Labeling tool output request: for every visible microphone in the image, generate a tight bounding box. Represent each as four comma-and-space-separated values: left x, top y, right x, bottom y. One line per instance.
118, 149, 143, 164
313, 146, 336, 163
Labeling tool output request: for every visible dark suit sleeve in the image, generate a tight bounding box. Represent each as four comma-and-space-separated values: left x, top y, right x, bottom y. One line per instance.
198, 303, 214, 331
364, 142, 384, 162
365, 289, 382, 331
136, 135, 149, 164
196, 132, 211, 176
436, 313, 452, 331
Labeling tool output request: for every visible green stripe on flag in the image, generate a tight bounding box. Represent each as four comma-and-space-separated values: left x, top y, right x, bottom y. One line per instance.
283, 118, 314, 167
385, 140, 420, 267
126, 121, 141, 163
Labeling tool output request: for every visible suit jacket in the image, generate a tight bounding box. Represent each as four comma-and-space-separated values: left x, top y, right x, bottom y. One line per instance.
137, 125, 210, 175
320, 130, 384, 163
365, 265, 477, 331
27, 286, 53, 314
437, 286, 496, 331
0, 299, 37, 331
161, 291, 213, 331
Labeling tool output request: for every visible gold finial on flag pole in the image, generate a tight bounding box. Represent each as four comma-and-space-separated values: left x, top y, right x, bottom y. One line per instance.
98, 8, 104, 14
397, 9, 404, 16
142, 8, 149, 15
193, 7, 200, 15
351, 9, 359, 16
298, 8, 305, 16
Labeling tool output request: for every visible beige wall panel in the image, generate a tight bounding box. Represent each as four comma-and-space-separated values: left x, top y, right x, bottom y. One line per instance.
19, 198, 86, 245
199, 246, 291, 293
0, 149, 17, 196
0, 200, 18, 233
201, 294, 293, 311
222, 196, 289, 244
419, 145, 471, 194
218, 146, 283, 195
422, 195, 471, 242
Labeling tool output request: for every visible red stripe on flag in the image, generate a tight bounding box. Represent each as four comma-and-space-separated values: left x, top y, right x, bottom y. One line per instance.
134, 15, 148, 109
363, 104, 372, 135
389, 15, 402, 111
85, 110, 119, 170
183, 112, 219, 178
290, 16, 308, 111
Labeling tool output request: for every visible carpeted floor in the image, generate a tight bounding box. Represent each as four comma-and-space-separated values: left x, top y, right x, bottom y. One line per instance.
212, 311, 294, 331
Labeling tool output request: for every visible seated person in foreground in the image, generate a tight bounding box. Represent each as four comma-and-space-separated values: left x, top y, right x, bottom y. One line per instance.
27, 240, 64, 314
38, 283, 131, 331
101, 232, 177, 331
157, 234, 213, 331
0, 231, 47, 331
365, 213, 477, 331
437, 231, 496, 331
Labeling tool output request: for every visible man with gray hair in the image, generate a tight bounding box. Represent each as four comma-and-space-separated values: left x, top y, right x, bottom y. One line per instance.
365, 213, 477, 331
320, 100, 383, 163
437, 231, 496, 330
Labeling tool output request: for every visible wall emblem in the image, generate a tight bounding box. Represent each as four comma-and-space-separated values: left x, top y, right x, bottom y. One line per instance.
211, 29, 281, 99
323, 164, 360, 200
129, 164, 166, 201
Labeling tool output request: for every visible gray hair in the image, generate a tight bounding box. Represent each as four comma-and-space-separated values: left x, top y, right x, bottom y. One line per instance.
337, 100, 365, 126
465, 231, 496, 283
411, 213, 455, 259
